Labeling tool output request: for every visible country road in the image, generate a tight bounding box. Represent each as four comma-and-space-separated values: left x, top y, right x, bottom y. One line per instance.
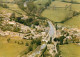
48, 21, 58, 53
27, 44, 46, 57
48, 21, 56, 39
27, 21, 57, 57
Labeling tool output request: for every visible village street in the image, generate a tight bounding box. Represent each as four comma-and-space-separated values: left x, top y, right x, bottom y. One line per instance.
27, 21, 57, 57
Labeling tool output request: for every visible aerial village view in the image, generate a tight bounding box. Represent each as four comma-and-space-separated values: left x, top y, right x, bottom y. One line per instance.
0, 0, 80, 57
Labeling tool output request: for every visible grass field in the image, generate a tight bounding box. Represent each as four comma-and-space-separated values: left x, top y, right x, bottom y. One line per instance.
0, 0, 14, 2
7, 3, 26, 15
59, 15, 80, 28
55, 0, 80, 3
0, 36, 31, 57
60, 44, 80, 57
72, 4, 80, 12
0, 3, 26, 17
34, 0, 49, 9
42, 1, 80, 28
42, 1, 72, 22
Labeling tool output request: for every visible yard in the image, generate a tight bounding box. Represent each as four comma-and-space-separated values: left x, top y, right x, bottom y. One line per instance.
59, 44, 80, 57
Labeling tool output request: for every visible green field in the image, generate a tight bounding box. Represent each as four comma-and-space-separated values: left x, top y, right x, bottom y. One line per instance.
42, 1, 72, 22
0, 36, 31, 57
60, 44, 80, 57
72, 4, 80, 12
42, 1, 80, 28
34, 0, 50, 9
55, 0, 80, 3
59, 15, 80, 28
0, 0, 14, 2
7, 3, 26, 15
0, 2, 26, 17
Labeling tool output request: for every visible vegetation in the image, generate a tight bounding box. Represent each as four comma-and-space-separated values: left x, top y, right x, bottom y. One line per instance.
0, 4, 9, 8
0, 36, 29, 57
40, 45, 47, 57
60, 44, 80, 57
0, 0, 80, 57
14, 17, 40, 26
31, 38, 41, 46
42, 1, 80, 28
0, 24, 21, 32
60, 15, 80, 28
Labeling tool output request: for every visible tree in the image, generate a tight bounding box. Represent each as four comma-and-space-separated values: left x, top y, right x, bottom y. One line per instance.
36, 39, 41, 45
29, 45, 33, 51
10, 13, 15, 21
7, 38, 10, 43
65, 38, 68, 44
54, 38, 60, 42
34, 21, 39, 26
13, 27, 20, 32
60, 36, 65, 45
71, 35, 76, 43
25, 42, 28, 46
31, 38, 41, 45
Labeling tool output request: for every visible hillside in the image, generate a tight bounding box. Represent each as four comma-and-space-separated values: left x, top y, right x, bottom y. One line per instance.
0, 0, 26, 17
0, 0, 80, 57
42, 1, 80, 28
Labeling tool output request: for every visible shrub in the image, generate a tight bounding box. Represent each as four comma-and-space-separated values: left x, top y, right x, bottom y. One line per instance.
34, 21, 39, 26
7, 38, 10, 43
29, 45, 33, 51
37, 17, 46, 20
25, 42, 28, 46
59, 36, 65, 45
0, 4, 9, 8
13, 27, 21, 32
3, 4, 9, 8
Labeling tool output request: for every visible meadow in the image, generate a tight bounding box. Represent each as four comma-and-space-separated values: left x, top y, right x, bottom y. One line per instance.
59, 15, 80, 28
42, 1, 72, 22
0, 0, 14, 2
59, 44, 80, 57
42, 1, 80, 28
34, 0, 50, 9
55, 0, 80, 3
0, 36, 31, 57
0, 2, 26, 17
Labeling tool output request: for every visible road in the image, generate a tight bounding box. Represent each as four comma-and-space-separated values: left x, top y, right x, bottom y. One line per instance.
28, 44, 46, 57
48, 21, 56, 38
48, 21, 57, 53
27, 21, 57, 57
